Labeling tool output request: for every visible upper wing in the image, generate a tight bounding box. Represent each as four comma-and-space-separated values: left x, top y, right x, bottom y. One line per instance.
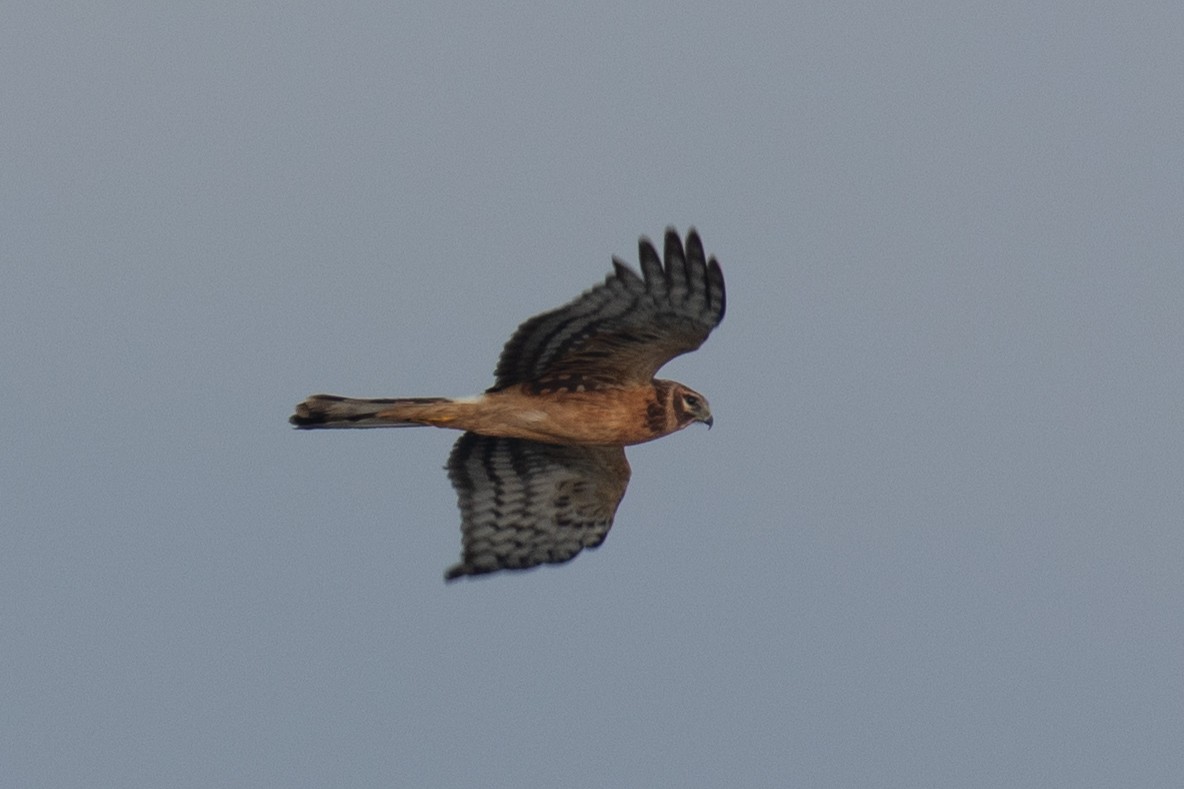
491, 228, 726, 392
444, 432, 631, 580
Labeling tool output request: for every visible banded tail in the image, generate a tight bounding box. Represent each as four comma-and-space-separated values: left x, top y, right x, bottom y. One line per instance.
290, 394, 456, 429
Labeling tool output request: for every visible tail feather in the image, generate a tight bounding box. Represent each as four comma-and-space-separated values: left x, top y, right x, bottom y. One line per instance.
290, 394, 451, 429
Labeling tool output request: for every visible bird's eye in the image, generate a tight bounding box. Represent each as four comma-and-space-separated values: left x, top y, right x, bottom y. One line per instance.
683, 394, 700, 408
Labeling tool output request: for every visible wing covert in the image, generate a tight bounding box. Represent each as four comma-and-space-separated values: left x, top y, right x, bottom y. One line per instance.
491, 228, 725, 392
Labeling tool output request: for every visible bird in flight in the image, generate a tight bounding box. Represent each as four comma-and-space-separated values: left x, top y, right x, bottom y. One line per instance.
290, 228, 726, 580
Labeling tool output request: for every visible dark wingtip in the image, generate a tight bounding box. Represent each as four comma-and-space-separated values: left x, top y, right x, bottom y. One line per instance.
636, 234, 665, 286
444, 563, 491, 582
709, 258, 726, 322
611, 256, 642, 284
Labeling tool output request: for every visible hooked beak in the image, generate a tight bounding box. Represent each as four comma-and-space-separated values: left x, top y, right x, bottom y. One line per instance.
703, 413, 714, 430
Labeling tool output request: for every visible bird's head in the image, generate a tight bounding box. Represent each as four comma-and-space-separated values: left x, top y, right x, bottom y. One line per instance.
671, 383, 714, 430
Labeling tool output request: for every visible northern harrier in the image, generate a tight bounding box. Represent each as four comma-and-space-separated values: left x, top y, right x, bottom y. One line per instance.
290, 228, 726, 580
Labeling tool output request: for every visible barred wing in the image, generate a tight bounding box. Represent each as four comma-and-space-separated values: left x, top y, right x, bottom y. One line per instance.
491, 228, 726, 392
444, 433, 631, 580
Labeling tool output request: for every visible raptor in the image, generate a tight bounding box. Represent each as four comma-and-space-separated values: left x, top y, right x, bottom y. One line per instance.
290, 228, 725, 580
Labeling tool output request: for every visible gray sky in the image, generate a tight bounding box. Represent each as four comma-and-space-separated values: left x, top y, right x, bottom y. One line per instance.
4, 3, 1183, 787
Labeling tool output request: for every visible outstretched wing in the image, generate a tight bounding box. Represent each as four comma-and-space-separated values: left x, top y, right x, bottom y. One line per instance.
444, 433, 631, 580
491, 228, 726, 393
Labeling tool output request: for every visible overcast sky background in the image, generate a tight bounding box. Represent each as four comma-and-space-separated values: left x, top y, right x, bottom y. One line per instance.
4, 3, 1183, 787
